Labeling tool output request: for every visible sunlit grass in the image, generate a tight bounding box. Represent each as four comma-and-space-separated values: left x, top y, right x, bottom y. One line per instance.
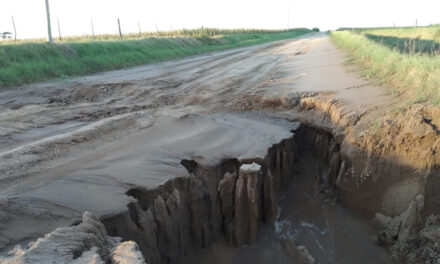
356, 26, 440, 42
0, 28, 311, 88
330, 29, 440, 105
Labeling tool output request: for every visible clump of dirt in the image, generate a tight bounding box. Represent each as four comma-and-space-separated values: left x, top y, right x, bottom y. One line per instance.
393, 215, 440, 263
0, 211, 145, 264
49, 82, 134, 104
230, 93, 297, 111
374, 194, 440, 263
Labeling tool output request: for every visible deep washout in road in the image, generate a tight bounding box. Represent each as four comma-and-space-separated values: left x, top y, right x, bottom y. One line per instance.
99, 125, 391, 264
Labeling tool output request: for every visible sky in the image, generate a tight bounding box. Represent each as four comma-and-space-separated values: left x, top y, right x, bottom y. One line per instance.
1, 0, 440, 40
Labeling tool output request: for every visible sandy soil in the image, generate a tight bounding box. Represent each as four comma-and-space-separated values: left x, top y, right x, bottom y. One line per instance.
0, 33, 398, 262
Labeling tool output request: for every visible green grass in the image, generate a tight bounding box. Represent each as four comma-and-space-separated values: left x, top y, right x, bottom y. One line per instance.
330, 29, 440, 105
355, 26, 440, 55
0, 28, 311, 88
350, 26, 440, 42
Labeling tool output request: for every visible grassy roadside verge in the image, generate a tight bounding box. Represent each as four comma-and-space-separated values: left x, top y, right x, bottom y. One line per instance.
330, 30, 440, 105
0, 28, 311, 88
342, 26, 440, 42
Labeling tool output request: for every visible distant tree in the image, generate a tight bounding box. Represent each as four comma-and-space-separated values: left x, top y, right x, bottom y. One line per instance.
312, 28, 320, 32
1, 32, 12, 40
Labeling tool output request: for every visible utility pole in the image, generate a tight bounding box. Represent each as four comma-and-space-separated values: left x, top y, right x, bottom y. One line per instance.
138, 22, 142, 36
57, 17, 62, 41
415, 19, 418, 27
117, 18, 122, 39
11, 16, 17, 42
91, 19, 95, 39
45, 0, 53, 42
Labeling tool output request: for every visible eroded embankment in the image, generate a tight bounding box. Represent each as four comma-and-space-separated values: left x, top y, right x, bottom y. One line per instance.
99, 125, 349, 264
294, 95, 440, 263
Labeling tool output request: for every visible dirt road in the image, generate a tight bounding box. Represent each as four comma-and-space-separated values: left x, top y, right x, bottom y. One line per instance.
0, 34, 316, 183
0, 33, 394, 263
0, 32, 392, 189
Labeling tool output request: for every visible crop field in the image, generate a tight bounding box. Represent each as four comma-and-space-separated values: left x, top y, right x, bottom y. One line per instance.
330, 26, 440, 105
0, 28, 311, 88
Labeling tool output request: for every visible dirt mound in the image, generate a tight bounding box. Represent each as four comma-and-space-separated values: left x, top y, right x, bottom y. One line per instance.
0, 212, 144, 264
49, 82, 134, 104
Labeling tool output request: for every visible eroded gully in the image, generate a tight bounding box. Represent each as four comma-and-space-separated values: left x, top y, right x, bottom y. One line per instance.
102, 125, 391, 264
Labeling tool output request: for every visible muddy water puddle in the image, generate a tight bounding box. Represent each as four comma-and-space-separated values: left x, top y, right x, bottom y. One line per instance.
188, 152, 390, 264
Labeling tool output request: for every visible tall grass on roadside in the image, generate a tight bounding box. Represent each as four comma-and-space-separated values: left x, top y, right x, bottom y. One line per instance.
355, 26, 440, 56
358, 26, 440, 43
330, 30, 440, 105
336, 26, 440, 55
0, 28, 311, 88
364, 34, 440, 56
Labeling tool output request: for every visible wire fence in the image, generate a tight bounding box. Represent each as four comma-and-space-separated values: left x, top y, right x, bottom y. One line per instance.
1, 20, 297, 44
0, 17, 298, 45
1, 1, 297, 44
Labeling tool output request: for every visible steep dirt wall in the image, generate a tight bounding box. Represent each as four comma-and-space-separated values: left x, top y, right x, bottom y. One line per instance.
291, 95, 440, 263
294, 95, 438, 219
